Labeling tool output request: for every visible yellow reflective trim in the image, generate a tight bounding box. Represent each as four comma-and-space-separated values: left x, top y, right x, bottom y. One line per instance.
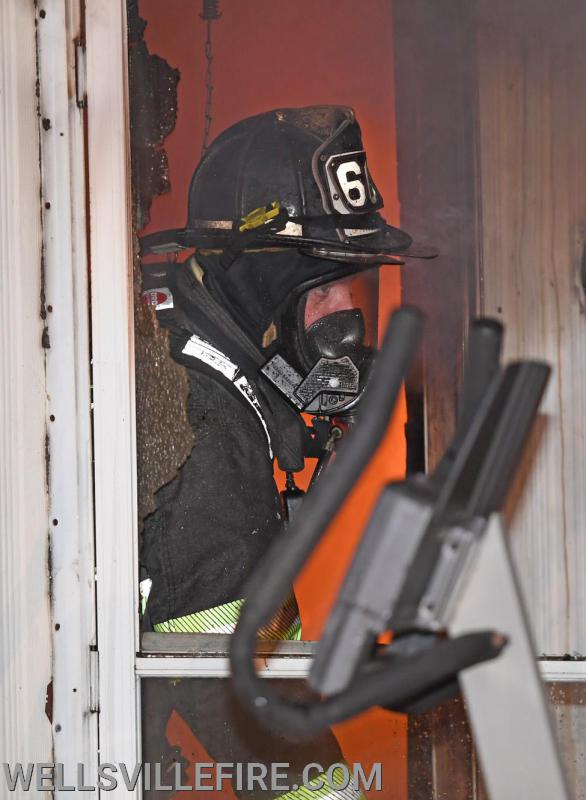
239, 201, 281, 232
278, 766, 365, 800
154, 594, 302, 640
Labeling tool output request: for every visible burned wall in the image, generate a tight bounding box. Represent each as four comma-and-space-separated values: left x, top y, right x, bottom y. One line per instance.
128, 0, 194, 523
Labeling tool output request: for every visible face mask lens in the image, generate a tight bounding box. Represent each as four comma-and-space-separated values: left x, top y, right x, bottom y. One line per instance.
262, 269, 381, 416
347, 269, 379, 348
302, 269, 379, 349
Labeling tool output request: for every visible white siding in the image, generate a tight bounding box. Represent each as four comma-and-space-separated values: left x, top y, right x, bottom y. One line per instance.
477, 1, 586, 656
0, 0, 53, 793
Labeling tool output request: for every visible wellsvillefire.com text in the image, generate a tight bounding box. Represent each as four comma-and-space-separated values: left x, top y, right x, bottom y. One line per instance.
3, 761, 383, 793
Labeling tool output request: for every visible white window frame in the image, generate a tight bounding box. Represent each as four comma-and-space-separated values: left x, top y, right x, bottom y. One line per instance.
37, 0, 99, 790
1, 0, 54, 779
83, 1, 586, 796
86, 1, 141, 792
2, 0, 102, 788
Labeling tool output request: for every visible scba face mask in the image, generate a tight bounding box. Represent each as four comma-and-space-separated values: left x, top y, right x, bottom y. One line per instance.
142, 247, 381, 419
262, 271, 379, 417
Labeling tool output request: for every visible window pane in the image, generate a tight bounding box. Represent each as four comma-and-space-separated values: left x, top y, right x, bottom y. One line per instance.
141, 677, 407, 800
549, 682, 586, 797
408, 683, 586, 799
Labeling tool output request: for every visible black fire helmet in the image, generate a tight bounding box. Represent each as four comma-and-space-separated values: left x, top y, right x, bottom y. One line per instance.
140, 105, 436, 265
141, 106, 436, 416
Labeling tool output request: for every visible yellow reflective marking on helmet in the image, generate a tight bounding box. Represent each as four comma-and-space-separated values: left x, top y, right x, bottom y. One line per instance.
239, 201, 281, 232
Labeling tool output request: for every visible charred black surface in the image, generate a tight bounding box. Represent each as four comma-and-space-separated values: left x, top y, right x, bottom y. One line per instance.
128, 0, 193, 524
128, 0, 179, 232
45, 680, 53, 724
133, 294, 195, 523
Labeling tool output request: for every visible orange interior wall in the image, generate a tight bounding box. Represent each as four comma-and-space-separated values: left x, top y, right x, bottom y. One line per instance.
139, 2, 407, 797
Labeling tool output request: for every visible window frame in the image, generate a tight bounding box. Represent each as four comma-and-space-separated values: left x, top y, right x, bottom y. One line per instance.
84, 1, 586, 796
86, 0, 141, 787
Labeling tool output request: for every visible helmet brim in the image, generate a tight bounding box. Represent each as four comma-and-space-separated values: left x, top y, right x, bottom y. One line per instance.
140, 220, 438, 264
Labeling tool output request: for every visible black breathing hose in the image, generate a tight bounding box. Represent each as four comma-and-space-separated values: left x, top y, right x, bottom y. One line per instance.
230, 308, 424, 732
230, 307, 506, 736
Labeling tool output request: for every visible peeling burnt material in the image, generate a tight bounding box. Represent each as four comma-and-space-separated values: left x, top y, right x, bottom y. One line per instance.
40, 257, 47, 319
35, 13, 50, 352
45, 680, 53, 723
134, 246, 196, 524
44, 431, 50, 494
39, 234, 48, 338
127, 0, 194, 523
128, 0, 179, 231
134, 304, 195, 522
40, 257, 49, 343
46, 526, 53, 623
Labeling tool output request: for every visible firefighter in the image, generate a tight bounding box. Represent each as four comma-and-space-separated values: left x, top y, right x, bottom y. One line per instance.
139, 105, 429, 799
